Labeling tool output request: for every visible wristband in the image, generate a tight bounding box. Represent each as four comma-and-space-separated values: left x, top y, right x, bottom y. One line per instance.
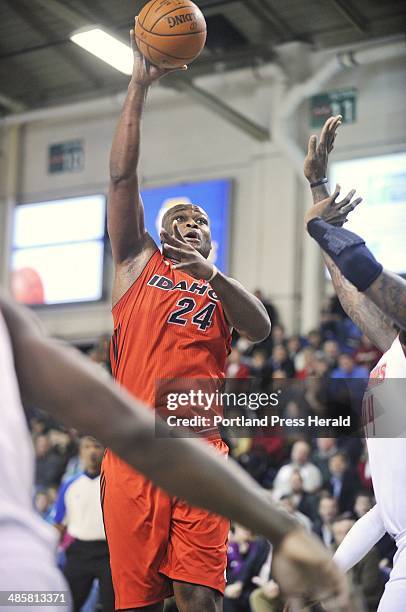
310, 178, 328, 188
208, 265, 218, 283
307, 218, 383, 291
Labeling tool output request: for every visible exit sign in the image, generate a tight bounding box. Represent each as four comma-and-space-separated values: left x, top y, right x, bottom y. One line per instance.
310, 88, 357, 128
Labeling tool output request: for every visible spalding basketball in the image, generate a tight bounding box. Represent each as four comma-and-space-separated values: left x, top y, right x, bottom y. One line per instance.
135, 0, 207, 69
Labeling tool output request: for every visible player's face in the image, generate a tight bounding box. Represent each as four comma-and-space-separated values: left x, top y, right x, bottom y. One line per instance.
162, 205, 212, 259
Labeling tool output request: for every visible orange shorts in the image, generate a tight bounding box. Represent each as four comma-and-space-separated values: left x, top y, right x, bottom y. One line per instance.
101, 439, 229, 610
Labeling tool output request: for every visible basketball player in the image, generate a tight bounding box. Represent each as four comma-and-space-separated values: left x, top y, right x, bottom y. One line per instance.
303, 115, 406, 610
0, 293, 347, 610
102, 24, 273, 612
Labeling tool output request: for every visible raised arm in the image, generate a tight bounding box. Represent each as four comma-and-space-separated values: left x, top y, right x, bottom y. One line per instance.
108, 26, 185, 303
303, 117, 397, 351
1, 294, 346, 608
307, 185, 396, 352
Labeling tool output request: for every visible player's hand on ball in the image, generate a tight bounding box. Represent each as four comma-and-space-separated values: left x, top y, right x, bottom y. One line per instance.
130, 22, 187, 87
272, 528, 348, 611
161, 223, 214, 281
305, 184, 362, 227
304, 115, 342, 183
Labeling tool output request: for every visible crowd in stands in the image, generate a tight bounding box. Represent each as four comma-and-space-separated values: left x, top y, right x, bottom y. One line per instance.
29, 290, 391, 611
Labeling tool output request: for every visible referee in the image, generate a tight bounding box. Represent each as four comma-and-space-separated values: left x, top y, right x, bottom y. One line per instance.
53, 436, 114, 611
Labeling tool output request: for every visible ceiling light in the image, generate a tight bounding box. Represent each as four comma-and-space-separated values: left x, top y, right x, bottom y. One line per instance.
71, 27, 133, 75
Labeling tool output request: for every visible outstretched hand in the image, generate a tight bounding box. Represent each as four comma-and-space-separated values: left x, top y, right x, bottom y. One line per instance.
304, 115, 342, 183
273, 528, 348, 611
305, 184, 362, 227
161, 222, 214, 281
130, 20, 187, 87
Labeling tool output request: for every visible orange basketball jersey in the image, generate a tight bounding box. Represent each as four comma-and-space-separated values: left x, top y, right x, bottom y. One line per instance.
110, 251, 232, 434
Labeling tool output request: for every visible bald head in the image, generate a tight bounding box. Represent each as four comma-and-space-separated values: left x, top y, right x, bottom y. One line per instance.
161, 204, 208, 231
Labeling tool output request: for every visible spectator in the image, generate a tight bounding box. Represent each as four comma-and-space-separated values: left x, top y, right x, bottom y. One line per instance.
34, 490, 53, 522
322, 340, 340, 371
53, 436, 114, 612
273, 440, 322, 498
332, 515, 384, 611
226, 348, 250, 379
354, 491, 374, 518
313, 495, 339, 547
312, 437, 339, 486
289, 470, 318, 521
234, 332, 255, 356
295, 347, 316, 379
278, 495, 312, 532
307, 329, 322, 351
249, 349, 272, 392
287, 335, 302, 361
354, 492, 396, 576
253, 290, 279, 329
270, 345, 295, 378
331, 354, 369, 380
313, 356, 329, 378
30, 415, 49, 436
270, 325, 285, 346
34, 433, 67, 489
354, 335, 382, 371
327, 452, 360, 513
224, 524, 270, 611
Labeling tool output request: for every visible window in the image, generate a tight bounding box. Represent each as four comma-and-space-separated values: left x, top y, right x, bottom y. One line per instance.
330, 152, 406, 275
11, 194, 106, 305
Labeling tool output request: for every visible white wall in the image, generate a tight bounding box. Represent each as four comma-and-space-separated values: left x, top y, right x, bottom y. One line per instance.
1, 40, 405, 340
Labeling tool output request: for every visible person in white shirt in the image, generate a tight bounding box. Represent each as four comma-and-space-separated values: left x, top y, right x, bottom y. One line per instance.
53, 437, 114, 611
273, 440, 322, 499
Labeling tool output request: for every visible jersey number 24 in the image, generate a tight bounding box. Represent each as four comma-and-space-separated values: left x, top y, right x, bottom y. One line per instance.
168, 298, 216, 331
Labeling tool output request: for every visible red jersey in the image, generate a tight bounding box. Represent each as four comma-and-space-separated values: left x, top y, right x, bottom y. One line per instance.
110, 251, 231, 426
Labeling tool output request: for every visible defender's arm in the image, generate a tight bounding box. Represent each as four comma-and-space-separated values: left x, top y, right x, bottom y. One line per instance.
304, 117, 398, 348
333, 505, 386, 572
365, 270, 406, 333
310, 184, 397, 353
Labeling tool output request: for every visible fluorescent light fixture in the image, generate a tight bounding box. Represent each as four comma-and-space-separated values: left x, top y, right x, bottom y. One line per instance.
71, 27, 133, 75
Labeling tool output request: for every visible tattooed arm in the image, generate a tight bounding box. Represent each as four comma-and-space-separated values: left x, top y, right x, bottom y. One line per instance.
365, 271, 406, 334
322, 253, 397, 352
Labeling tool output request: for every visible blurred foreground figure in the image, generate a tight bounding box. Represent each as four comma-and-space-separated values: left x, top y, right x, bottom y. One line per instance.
0, 293, 346, 610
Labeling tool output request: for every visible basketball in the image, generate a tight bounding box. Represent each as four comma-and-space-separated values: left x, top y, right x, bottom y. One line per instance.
134, 0, 207, 69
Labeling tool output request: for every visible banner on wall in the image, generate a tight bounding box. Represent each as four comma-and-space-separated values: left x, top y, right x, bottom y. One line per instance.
141, 179, 231, 273
48, 139, 84, 174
